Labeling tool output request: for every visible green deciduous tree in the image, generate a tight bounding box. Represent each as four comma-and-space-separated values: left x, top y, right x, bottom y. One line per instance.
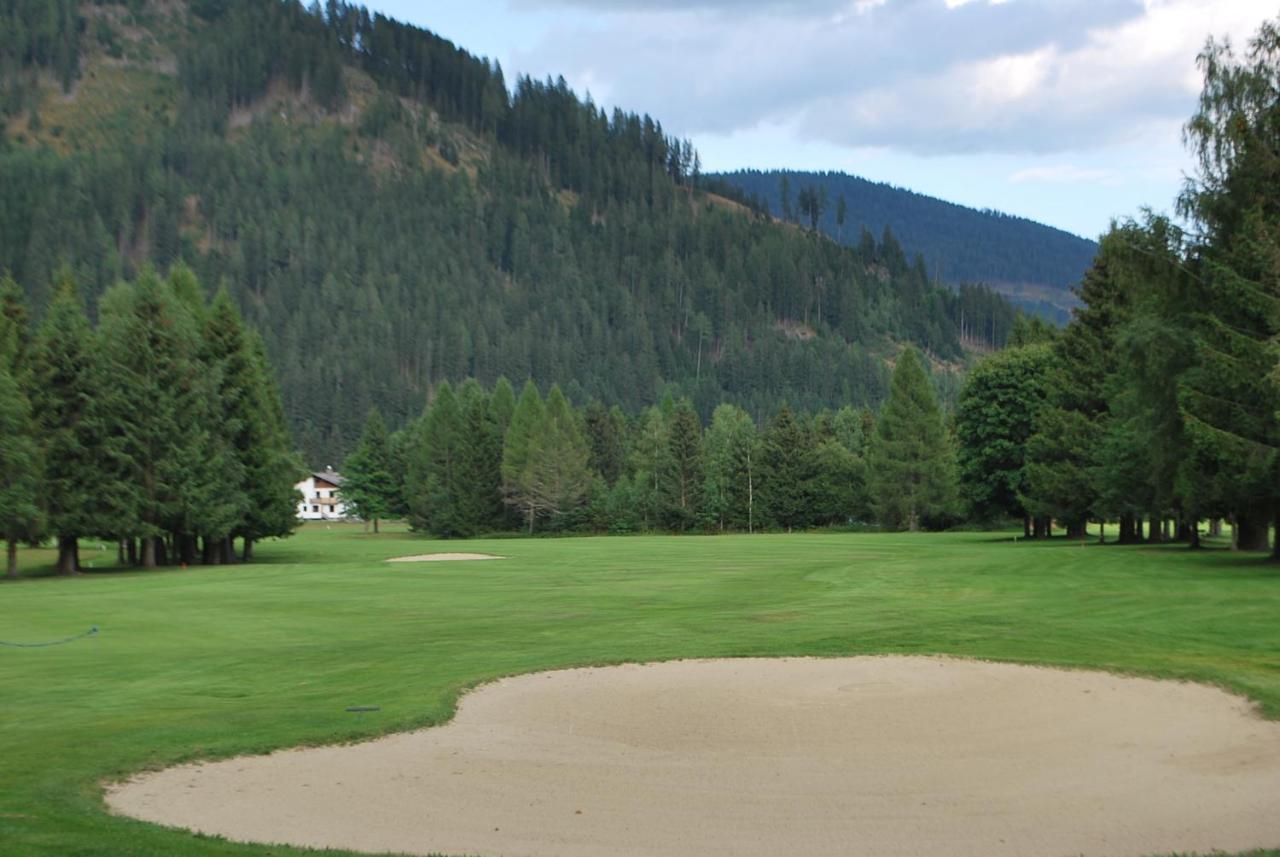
956, 344, 1053, 528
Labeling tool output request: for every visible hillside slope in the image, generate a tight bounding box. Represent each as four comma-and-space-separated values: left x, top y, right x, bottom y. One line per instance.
718, 170, 1098, 322
0, 0, 1018, 462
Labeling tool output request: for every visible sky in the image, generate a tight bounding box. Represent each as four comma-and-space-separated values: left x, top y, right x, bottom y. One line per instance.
368, 0, 1273, 240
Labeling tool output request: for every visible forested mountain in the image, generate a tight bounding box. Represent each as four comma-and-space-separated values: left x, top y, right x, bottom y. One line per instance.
0, 0, 1018, 464
717, 170, 1099, 322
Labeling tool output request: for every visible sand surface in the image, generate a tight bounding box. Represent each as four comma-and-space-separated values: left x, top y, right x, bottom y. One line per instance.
107, 657, 1280, 857
385, 552, 504, 562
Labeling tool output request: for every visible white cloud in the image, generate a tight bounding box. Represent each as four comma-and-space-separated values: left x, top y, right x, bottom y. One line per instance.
509, 0, 1271, 156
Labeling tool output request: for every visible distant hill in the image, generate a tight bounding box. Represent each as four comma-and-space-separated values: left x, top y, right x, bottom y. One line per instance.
715, 170, 1098, 322
0, 1, 1021, 463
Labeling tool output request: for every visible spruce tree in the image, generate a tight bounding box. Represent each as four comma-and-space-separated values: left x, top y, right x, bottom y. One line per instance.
408, 381, 465, 537
662, 399, 703, 530
28, 279, 101, 574
455, 379, 503, 534
759, 405, 817, 531
522, 384, 592, 528
0, 363, 41, 579
239, 332, 303, 560
868, 348, 956, 531
341, 408, 398, 533
96, 273, 206, 568
501, 380, 544, 532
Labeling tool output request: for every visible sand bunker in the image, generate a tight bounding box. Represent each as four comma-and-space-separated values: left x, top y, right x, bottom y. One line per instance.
107, 657, 1280, 857
385, 552, 504, 562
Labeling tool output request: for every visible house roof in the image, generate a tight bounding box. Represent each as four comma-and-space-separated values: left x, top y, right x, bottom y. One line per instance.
313, 469, 344, 486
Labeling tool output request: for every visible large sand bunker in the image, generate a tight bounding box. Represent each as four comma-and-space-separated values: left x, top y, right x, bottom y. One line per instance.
385, 552, 504, 562
107, 657, 1280, 857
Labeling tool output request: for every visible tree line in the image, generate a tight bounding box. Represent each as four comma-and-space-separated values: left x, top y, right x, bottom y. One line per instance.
340, 345, 957, 538
0, 266, 299, 578
953, 20, 1280, 556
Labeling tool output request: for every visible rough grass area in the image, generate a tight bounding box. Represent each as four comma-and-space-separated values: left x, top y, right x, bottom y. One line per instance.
1, 522, 1278, 857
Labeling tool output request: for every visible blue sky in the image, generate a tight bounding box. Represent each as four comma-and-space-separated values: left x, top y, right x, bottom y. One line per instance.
368, 0, 1272, 240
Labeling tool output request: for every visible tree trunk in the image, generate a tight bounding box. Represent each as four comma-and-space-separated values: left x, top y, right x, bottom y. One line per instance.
201, 537, 216, 565
1272, 512, 1280, 562
1209, 518, 1222, 537
1147, 515, 1162, 544
1176, 519, 1192, 542
179, 533, 196, 566
1163, 518, 1173, 540
1188, 521, 1202, 550
141, 537, 156, 569
908, 508, 919, 533
373, 518, 380, 534
7, 540, 17, 579
1023, 514, 1032, 538
154, 536, 168, 567
221, 535, 238, 564
1097, 520, 1105, 544
1066, 519, 1086, 539
127, 538, 138, 566
57, 535, 79, 575
1235, 513, 1270, 551
242, 537, 254, 563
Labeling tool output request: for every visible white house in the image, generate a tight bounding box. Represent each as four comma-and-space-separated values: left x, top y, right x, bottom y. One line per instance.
296, 468, 348, 520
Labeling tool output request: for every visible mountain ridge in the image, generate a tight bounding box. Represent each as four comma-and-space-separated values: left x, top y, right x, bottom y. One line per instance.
1, 0, 1022, 462
716, 169, 1098, 322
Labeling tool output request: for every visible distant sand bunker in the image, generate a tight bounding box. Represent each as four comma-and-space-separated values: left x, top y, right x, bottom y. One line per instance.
106, 657, 1280, 857
385, 553, 504, 562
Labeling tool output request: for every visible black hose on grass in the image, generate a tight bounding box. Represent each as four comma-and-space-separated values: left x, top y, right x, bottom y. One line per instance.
0, 626, 98, 648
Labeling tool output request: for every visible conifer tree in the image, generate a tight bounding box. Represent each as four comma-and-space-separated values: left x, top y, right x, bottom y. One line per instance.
522, 384, 592, 528
583, 400, 627, 487
96, 273, 207, 568
0, 363, 41, 579
489, 376, 516, 438
341, 408, 398, 532
663, 399, 703, 530
408, 381, 465, 537
760, 405, 817, 531
455, 378, 503, 534
501, 380, 545, 532
28, 278, 101, 574
869, 348, 956, 531
238, 332, 303, 560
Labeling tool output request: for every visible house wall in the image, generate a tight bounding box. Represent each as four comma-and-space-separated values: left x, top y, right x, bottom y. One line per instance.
295, 476, 348, 520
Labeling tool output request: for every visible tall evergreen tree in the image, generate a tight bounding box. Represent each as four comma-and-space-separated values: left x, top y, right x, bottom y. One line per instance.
662, 399, 703, 530
341, 408, 398, 533
96, 273, 209, 568
408, 381, 465, 537
501, 380, 545, 532
1176, 21, 1280, 553
455, 378, 503, 534
28, 278, 101, 574
0, 362, 40, 578
522, 384, 592, 528
868, 348, 956, 531
760, 405, 817, 531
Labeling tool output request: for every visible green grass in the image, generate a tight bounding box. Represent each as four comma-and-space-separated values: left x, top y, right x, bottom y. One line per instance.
2, 523, 1278, 856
